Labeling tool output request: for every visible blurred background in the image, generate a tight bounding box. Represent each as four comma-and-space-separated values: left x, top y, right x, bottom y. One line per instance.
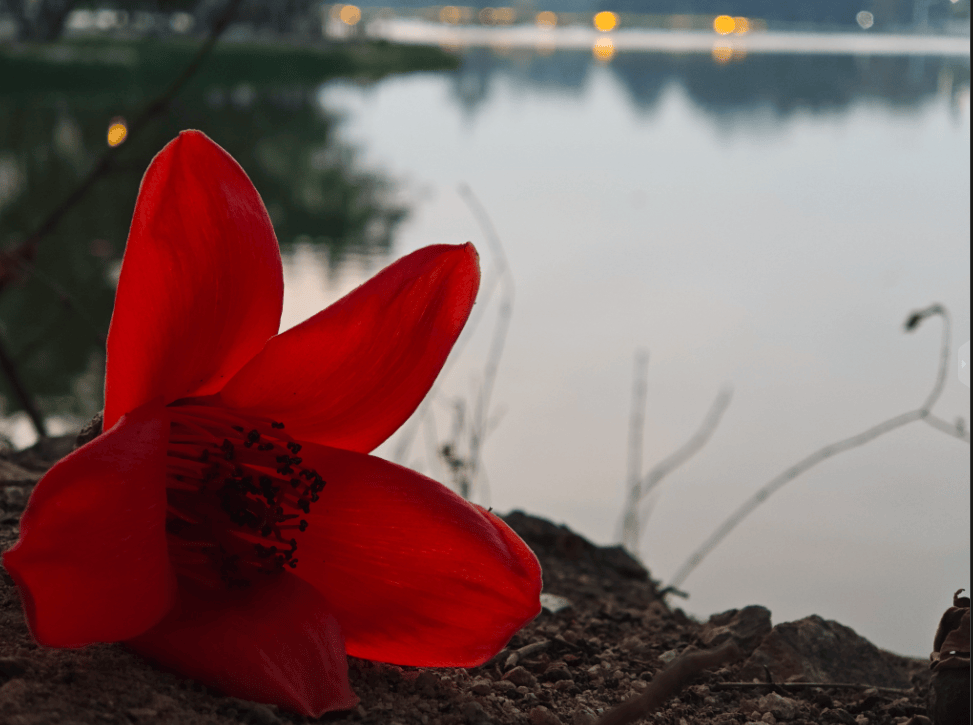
0, 0, 969, 660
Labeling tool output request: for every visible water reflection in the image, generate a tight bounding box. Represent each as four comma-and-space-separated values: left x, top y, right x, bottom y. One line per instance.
0, 43, 416, 430
448, 47, 970, 122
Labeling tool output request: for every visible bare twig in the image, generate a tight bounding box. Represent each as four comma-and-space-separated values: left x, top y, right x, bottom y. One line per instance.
667, 304, 968, 592
6, 0, 245, 279
595, 642, 743, 725
0, 0, 243, 441
395, 185, 514, 501
0, 329, 47, 439
620, 350, 649, 550
712, 681, 913, 696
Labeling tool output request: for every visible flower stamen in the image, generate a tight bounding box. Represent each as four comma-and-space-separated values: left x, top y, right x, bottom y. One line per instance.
163, 404, 326, 589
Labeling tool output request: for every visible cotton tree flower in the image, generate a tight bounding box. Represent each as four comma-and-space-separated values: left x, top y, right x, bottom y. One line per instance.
2, 130, 541, 717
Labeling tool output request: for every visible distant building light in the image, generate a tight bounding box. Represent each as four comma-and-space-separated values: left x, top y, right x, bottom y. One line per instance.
536, 11, 557, 28
856, 10, 874, 29
107, 119, 128, 147
733, 16, 749, 34
713, 15, 735, 34
593, 11, 617, 32
593, 36, 615, 60
439, 5, 461, 24
339, 4, 362, 25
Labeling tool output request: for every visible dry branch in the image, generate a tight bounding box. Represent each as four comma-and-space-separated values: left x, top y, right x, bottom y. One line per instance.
668, 303, 968, 591
595, 641, 743, 725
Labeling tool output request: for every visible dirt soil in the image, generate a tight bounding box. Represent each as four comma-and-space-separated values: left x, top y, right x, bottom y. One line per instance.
0, 437, 940, 725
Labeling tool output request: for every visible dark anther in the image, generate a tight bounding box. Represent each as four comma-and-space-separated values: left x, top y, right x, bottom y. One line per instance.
232, 425, 245, 432
289, 538, 298, 550
261, 525, 273, 537
310, 492, 320, 503
276, 455, 290, 464
289, 456, 302, 466
277, 466, 294, 475
299, 520, 308, 532
287, 442, 302, 454
221, 439, 235, 461
257, 442, 274, 451
245, 429, 261, 447
290, 478, 301, 488
288, 559, 298, 568
199, 449, 209, 462
297, 498, 310, 514
311, 477, 326, 493
271, 421, 285, 429
203, 464, 220, 482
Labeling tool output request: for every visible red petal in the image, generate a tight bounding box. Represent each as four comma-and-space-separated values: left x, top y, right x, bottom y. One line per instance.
1, 404, 176, 647
126, 574, 358, 717
293, 444, 541, 666
104, 130, 284, 430
217, 243, 479, 452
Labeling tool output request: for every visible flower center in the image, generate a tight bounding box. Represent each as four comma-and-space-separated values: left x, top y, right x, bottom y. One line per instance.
163, 403, 325, 589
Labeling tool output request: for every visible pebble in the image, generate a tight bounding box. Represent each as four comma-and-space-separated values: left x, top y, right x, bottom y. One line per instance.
461, 701, 491, 725
757, 692, 801, 721
470, 678, 492, 696
529, 705, 563, 725
503, 666, 538, 687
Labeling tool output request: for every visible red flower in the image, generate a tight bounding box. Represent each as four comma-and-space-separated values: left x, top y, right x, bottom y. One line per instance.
2, 131, 541, 716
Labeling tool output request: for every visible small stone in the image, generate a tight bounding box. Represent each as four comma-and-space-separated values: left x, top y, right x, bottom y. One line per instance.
0, 658, 28, 679
761, 713, 777, 725
757, 693, 800, 721
493, 679, 517, 694
471, 678, 492, 695
415, 670, 441, 696
854, 716, 869, 725
659, 649, 679, 664
461, 701, 491, 725
529, 705, 563, 725
503, 666, 537, 687
822, 708, 856, 725
554, 679, 575, 691
572, 712, 597, 725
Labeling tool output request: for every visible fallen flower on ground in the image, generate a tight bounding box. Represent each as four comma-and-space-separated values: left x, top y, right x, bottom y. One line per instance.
2, 130, 542, 717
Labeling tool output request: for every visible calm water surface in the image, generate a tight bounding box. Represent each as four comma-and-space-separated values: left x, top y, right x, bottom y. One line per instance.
296, 48, 970, 657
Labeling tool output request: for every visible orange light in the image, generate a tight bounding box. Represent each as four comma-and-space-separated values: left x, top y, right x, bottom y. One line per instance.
439, 5, 460, 23
338, 4, 361, 25
493, 6, 515, 24
711, 43, 732, 63
479, 7, 494, 24
593, 11, 617, 32
535, 10, 557, 28
592, 36, 615, 61
107, 119, 127, 147
733, 16, 749, 34
713, 15, 735, 34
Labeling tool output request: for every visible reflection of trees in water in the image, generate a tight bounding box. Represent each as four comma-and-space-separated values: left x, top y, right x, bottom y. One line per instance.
450, 48, 593, 114
0, 86, 404, 421
450, 50, 971, 123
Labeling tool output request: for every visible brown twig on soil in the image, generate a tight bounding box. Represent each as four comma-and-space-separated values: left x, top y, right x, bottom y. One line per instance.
594, 641, 743, 725
712, 681, 913, 696
668, 304, 968, 591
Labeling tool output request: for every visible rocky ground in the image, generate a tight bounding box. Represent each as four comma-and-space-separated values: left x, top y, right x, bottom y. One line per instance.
0, 436, 959, 725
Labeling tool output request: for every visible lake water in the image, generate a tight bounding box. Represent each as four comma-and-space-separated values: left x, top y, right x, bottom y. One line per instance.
300, 42, 970, 658
1, 35, 968, 659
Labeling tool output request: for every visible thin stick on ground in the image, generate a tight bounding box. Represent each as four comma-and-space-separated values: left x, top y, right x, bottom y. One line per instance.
595, 642, 743, 725
667, 303, 968, 592
0, 330, 47, 439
